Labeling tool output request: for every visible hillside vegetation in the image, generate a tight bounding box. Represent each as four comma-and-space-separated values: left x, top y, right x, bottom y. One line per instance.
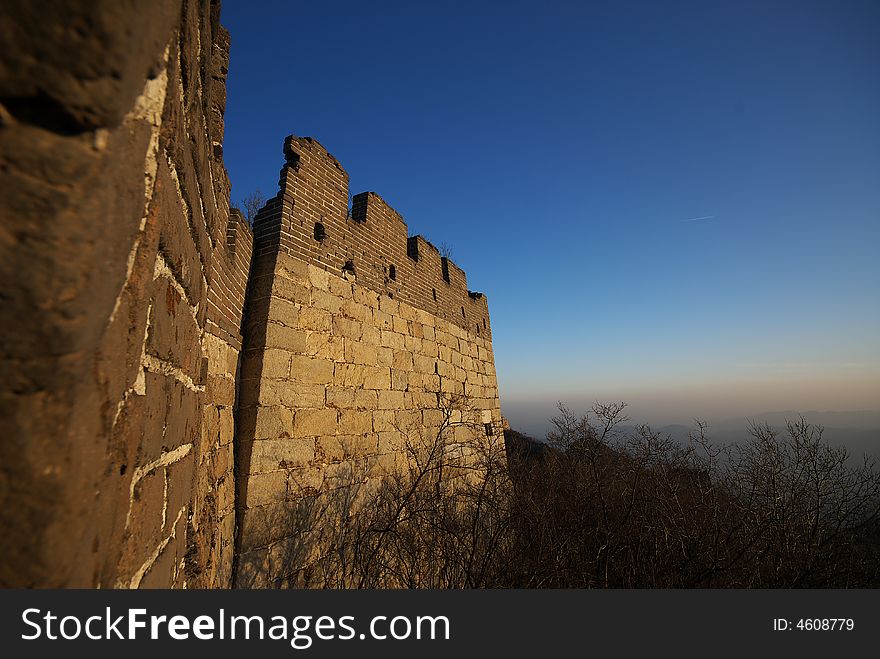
251, 401, 880, 588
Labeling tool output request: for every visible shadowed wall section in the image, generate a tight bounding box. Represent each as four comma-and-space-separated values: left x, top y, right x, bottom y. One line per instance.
0, 0, 250, 588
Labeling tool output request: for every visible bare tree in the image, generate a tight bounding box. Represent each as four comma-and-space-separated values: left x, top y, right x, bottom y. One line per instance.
239, 189, 266, 225
240, 400, 880, 589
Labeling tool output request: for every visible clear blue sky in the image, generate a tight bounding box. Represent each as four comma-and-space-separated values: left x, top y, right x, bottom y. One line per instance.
221, 0, 879, 435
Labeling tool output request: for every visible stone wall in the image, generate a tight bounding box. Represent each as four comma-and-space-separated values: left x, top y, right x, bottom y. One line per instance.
0, 2, 502, 589
235, 138, 502, 587
0, 0, 250, 588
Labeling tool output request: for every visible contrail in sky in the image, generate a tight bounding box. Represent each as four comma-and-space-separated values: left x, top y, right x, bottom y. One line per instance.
680, 215, 716, 222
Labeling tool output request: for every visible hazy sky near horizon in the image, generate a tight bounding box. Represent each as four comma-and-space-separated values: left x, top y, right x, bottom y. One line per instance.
221, 0, 879, 435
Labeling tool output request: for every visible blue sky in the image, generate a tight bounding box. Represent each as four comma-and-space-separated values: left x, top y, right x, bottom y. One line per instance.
221, 0, 879, 434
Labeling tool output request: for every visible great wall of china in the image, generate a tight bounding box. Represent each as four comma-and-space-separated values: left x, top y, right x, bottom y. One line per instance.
0, 0, 501, 588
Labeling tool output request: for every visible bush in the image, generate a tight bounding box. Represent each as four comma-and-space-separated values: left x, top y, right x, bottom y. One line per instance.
251, 401, 880, 588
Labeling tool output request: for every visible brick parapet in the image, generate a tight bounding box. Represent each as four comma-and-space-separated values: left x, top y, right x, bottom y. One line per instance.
251, 136, 493, 341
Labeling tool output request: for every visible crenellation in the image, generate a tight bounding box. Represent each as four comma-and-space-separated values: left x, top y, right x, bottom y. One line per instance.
260, 136, 493, 339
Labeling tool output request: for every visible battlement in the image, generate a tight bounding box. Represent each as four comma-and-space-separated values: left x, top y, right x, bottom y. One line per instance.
253, 135, 492, 338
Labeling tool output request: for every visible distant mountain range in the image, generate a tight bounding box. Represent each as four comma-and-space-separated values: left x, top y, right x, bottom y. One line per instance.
633, 411, 880, 462
514, 410, 880, 462
655, 427, 875, 461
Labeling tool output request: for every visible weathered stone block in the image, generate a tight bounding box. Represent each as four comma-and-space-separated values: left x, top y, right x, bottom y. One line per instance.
362, 366, 391, 390
372, 410, 395, 432
269, 298, 301, 328
414, 354, 436, 374
328, 276, 352, 299
380, 330, 404, 350
217, 407, 235, 446
353, 286, 378, 308
422, 408, 445, 428
378, 295, 399, 315
377, 390, 405, 409
208, 374, 236, 406
392, 315, 408, 334
437, 360, 455, 378
344, 340, 377, 366
250, 437, 314, 471
333, 363, 364, 387
332, 316, 362, 340
391, 368, 408, 391
276, 254, 310, 283
204, 333, 229, 373
377, 430, 404, 454
146, 278, 201, 376
353, 389, 378, 409
398, 302, 419, 323
391, 349, 412, 371
312, 288, 343, 314
326, 387, 355, 408
245, 471, 289, 507
338, 409, 372, 434
263, 324, 307, 353
342, 299, 370, 322
260, 347, 292, 378
246, 406, 293, 440
292, 408, 338, 437
422, 373, 441, 391
316, 435, 346, 462
394, 409, 422, 431
272, 277, 310, 304
373, 309, 393, 331
360, 323, 380, 345
289, 355, 334, 384
438, 345, 452, 362
287, 466, 326, 492
257, 379, 325, 408
305, 332, 344, 361
299, 307, 332, 332
307, 264, 330, 291
376, 346, 394, 367
440, 378, 463, 395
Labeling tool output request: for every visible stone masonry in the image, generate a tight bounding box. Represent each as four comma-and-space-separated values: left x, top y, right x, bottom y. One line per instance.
0, 0, 249, 588
0, 1, 501, 588
234, 137, 502, 584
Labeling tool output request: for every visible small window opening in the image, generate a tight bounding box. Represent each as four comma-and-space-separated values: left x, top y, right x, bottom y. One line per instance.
476, 324, 480, 334
407, 236, 419, 261
432, 288, 437, 301
313, 222, 326, 242
461, 306, 466, 318
342, 260, 356, 277
483, 318, 487, 329
485, 423, 494, 436
389, 264, 396, 280
441, 257, 451, 283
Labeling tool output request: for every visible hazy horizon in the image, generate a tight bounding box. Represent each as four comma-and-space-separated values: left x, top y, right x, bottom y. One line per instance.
505, 397, 880, 438
501, 373, 880, 436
